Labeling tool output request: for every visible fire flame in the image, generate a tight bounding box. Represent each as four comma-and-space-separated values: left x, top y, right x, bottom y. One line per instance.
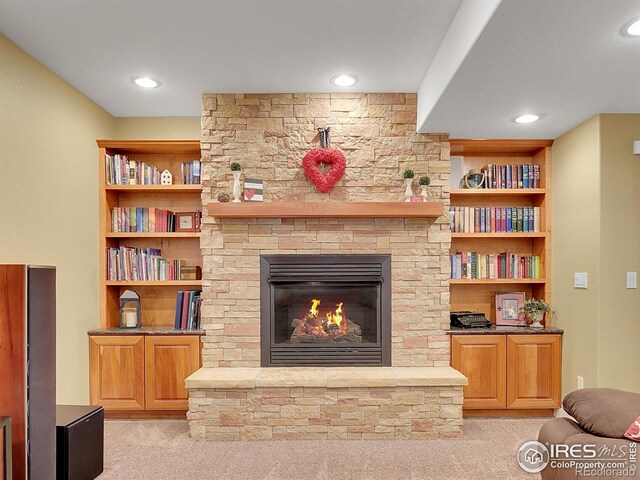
309, 299, 321, 317
325, 302, 344, 329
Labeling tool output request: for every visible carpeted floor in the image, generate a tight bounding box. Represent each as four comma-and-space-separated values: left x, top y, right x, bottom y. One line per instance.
100, 418, 547, 479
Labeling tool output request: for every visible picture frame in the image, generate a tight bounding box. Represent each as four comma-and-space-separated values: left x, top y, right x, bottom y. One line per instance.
495, 291, 526, 326
175, 212, 197, 232
243, 178, 264, 202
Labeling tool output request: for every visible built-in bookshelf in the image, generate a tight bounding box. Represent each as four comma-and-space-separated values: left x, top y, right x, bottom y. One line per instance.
97, 140, 204, 330
449, 139, 552, 324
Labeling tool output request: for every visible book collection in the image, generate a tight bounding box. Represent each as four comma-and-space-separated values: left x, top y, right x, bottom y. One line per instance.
180, 160, 201, 184
105, 154, 164, 185
174, 290, 202, 330
450, 206, 541, 233
450, 252, 541, 280
111, 207, 178, 233
478, 163, 540, 189
107, 246, 187, 281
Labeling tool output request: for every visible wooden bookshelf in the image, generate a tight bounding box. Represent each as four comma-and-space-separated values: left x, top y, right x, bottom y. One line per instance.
449, 139, 559, 417
449, 139, 552, 324
93, 140, 203, 418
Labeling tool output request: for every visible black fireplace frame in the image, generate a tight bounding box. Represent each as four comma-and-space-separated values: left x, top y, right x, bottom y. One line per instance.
260, 254, 391, 367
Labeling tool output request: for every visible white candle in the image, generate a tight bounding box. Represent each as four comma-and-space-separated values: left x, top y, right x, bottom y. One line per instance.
124, 310, 137, 327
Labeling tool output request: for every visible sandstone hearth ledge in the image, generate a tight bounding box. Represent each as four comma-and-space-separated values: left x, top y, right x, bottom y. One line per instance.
185, 366, 467, 390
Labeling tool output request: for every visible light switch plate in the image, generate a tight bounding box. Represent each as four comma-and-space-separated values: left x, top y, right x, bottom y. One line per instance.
627, 272, 638, 289
574, 272, 588, 289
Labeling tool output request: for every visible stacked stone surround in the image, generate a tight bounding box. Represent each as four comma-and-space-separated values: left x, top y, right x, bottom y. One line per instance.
199, 93, 451, 368
190, 93, 461, 440
187, 367, 465, 440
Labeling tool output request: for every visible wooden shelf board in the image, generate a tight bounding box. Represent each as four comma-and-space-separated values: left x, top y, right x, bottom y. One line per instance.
450, 139, 553, 156
451, 233, 546, 239
104, 185, 202, 193
208, 201, 445, 219
97, 139, 200, 155
451, 189, 545, 197
106, 232, 200, 238
105, 281, 203, 287
450, 279, 547, 285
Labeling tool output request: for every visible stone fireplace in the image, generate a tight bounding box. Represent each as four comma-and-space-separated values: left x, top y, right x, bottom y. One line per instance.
186, 93, 467, 440
260, 254, 391, 367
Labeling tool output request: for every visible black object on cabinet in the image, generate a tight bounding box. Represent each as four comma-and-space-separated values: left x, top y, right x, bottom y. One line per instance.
56, 406, 104, 480
0, 265, 56, 480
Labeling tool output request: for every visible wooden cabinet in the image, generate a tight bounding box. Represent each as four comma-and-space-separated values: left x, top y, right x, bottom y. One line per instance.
451, 333, 562, 415
507, 335, 561, 409
89, 336, 145, 410
145, 336, 200, 410
89, 334, 201, 415
451, 335, 506, 409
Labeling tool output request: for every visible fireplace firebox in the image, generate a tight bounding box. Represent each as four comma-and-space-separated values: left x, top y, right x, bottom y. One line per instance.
260, 254, 391, 366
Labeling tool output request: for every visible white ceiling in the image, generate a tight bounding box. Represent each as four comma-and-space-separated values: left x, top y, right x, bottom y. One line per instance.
2, 0, 640, 138
0, 0, 461, 117
419, 0, 640, 138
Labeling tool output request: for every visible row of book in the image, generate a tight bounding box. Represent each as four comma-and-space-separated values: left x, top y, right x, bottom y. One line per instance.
180, 160, 201, 185
105, 154, 164, 185
112, 207, 176, 233
450, 252, 541, 280
174, 290, 202, 330
450, 206, 541, 233
107, 247, 186, 281
478, 164, 540, 189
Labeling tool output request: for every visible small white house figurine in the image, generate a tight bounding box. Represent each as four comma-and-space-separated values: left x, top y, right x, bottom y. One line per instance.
160, 169, 173, 185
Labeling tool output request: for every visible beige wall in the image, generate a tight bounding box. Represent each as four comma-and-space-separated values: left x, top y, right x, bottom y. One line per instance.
0, 34, 200, 403
114, 117, 199, 139
0, 34, 114, 404
552, 115, 601, 394
553, 114, 640, 395
597, 114, 640, 390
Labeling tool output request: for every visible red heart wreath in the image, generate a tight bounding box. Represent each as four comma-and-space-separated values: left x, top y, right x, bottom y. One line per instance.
302, 147, 346, 193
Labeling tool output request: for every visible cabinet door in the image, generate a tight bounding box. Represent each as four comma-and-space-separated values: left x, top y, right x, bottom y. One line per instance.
451, 335, 506, 409
507, 334, 562, 409
145, 336, 201, 410
89, 336, 145, 410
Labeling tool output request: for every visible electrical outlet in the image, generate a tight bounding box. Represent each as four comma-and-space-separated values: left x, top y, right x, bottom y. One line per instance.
627, 272, 638, 289
577, 376, 584, 389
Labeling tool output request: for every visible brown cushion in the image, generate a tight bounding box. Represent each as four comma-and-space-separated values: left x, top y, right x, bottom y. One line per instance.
563, 388, 640, 439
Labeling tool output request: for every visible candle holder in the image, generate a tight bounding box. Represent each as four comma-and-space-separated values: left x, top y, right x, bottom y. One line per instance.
119, 290, 141, 329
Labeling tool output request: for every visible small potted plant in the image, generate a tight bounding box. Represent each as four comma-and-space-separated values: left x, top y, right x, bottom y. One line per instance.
520, 298, 550, 329
418, 175, 431, 201
230, 162, 242, 203
403, 169, 415, 202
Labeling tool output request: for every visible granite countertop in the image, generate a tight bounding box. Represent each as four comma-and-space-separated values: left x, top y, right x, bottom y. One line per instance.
88, 327, 205, 336
447, 325, 564, 335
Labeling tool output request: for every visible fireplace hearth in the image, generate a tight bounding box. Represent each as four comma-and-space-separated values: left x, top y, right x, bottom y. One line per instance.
260, 254, 391, 366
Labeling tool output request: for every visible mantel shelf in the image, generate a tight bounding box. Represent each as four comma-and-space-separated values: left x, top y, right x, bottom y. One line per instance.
207, 201, 445, 219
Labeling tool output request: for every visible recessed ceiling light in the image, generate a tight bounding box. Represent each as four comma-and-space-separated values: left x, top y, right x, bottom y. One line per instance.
514, 114, 540, 124
624, 18, 640, 36
132, 77, 160, 88
330, 74, 358, 87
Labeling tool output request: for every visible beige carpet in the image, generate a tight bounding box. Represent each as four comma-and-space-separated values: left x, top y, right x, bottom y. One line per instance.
101, 418, 547, 479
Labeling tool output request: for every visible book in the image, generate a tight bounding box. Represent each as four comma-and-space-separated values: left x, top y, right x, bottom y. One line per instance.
174, 291, 184, 329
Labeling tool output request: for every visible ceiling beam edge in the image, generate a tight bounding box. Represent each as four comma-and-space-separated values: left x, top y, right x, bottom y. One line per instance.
416, 0, 503, 134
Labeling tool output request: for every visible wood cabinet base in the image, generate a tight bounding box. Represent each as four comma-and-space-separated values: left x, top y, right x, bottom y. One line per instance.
464, 408, 555, 418
89, 334, 201, 417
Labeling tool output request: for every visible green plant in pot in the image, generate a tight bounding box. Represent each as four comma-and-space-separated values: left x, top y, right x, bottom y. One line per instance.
230, 162, 243, 203
520, 298, 550, 329
418, 175, 431, 201
403, 169, 415, 202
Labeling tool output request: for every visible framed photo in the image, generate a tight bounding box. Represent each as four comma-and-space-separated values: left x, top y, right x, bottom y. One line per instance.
244, 178, 264, 202
175, 212, 197, 232
495, 292, 526, 326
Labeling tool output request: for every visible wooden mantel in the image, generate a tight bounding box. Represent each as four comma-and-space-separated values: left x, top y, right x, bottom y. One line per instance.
207, 201, 445, 219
